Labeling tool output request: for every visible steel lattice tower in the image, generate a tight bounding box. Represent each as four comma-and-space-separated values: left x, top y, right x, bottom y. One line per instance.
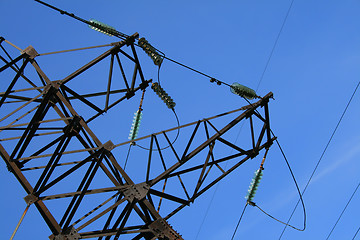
0, 30, 275, 239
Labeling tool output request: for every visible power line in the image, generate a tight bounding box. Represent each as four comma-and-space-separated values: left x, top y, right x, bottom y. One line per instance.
255, 0, 295, 92
196, 1, 296, 237
326, 181, 360, 239
254, 202, 303, 231
274, 137, 306, 231
278, 79, 360, 239
230, 202, 249, 240
352, 225, 360, 240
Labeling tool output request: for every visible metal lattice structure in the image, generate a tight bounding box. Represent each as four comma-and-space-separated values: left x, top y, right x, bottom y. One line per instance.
0, 35, 275, 239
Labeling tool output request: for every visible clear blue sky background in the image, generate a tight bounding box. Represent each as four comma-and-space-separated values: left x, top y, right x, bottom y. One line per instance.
1, 0, 360, 239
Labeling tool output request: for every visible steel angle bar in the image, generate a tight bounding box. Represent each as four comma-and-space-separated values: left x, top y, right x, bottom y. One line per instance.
114, 53, 131, 92
75, 197, 127, 232
105, 54, 114, 111
21, 161, 82, 171
60, 33, 138, 85
33, 118, 78, 192
70, 192, 120, 227
130, 43, 146, 86
2, 39, 22, 51
86, 79, 151, 123
166, 152, 245, 178
0, 54, 40, 89
0, 91, 43, 123
0, 53, 26, 72
149, 92, 273, 187
38, 43, 114, 56
0, 86, 45, 94
78, 227, 149, 239
149, 188, 189, 206
36, 149, 101, 195
60, 85, 103, 113
65, 89, 128, 100
112, 99, 269, 149
0, 144, 62, 235
60, 150, 105, 229
0, 58, 30, 107
40, 186, 127, 201
9, 87, 56, 161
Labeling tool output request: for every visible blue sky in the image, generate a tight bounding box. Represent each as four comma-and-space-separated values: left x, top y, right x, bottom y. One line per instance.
1, 0, 360, 239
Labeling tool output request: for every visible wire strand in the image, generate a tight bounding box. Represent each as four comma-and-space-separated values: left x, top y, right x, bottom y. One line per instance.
352, 225, 360, 240
326, 181, 360, 239
254, 202, 304, 231
135, 108, 180, 151
231, 202, 249, 240
274, 137, 306, 231
278, 79, 360, 239
123, 144, 132, 170
255, 0, 295, 92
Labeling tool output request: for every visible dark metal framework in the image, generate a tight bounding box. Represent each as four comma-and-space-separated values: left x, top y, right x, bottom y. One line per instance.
0, 36, 275, 239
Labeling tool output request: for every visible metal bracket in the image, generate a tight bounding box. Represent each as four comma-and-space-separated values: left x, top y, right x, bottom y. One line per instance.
24, 194, 38, 205
122, 182, 149, 201
53, 226, 80, 240
148, 218, 183, 240
125, 90, 135, 99
103, 140, 115, 151
139, 80, 150, 90
21, 45, 38, 59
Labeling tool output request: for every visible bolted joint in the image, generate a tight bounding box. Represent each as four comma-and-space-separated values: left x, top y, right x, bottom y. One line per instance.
24, 194, 38, 205
148, 218, 183, 240
21, 45, 39, 59
52, 226, 80, 240
124, 33, 139, 46
125, 90, 135, 99
62, 116, 82, 136
249, 149, 259, 159
139, 80, 150, 90
102, 140, 115, 152
122, 182, 149, 202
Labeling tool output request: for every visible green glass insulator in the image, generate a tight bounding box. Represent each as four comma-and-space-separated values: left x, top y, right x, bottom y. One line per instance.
88, 19, 117, 36
151, 83, 176, 109
128, 110, 142, 140
245, 169, 263, 202
138, 37, 163, 66
230, 82, 257, 100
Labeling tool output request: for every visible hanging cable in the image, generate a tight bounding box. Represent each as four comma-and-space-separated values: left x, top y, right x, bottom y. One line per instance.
136, 108, 180, 151
230, 202, 249, 240
253, 202, 304, 231
278, 79, 360, 239
35, 0, 259, 97
132, 80, 180, 151
352, 225, 360, 240
196, 0, 294, 235
34, 0, 129, 39
274, 136, 306, 232
255, 0, 295, 92
325, 181, 360, 239
243, 144, 304, 233
123, 144, 132, 170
